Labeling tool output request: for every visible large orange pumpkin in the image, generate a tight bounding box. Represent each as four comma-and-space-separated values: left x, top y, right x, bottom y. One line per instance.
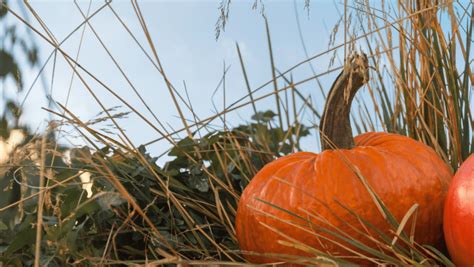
443, 154, 474, 266
235, 53, 452, 264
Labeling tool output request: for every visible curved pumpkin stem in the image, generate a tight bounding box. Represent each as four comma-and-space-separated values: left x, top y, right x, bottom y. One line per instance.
320, 52, 369, 150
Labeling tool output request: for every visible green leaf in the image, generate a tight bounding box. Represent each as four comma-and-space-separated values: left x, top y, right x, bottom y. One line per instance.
5, 227, 35, 256
0, 0, 7, 18
0, 221, 8, 231
60, 188, 82, 216
423, 245, 455, 266
0, 50, 15, 77
0, 49, 22, 89
168, 137, 196, 157
28, 46, 38, 66
54, 219, 75, 241
97, 192, 125, 210
251, 110, 277, 122
187, 176, 209, 193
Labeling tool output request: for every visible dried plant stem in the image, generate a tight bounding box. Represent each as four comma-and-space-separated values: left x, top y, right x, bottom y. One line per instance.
320, 53, 369, 150
264, 17, 284, 128
34, 135, 47, 267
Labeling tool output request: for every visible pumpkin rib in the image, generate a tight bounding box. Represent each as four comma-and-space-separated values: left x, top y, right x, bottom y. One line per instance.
236, 153, 319, 260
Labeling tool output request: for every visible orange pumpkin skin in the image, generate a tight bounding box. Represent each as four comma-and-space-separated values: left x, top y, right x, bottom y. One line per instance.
236, 132, 452, 263
443, 154, 474, 266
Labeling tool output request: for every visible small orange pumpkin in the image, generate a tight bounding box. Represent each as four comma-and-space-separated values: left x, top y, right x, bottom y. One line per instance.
235, 53, 452, 263
443, 154, 474, 266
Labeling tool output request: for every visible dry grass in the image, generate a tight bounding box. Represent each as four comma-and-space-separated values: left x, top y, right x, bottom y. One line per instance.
0, 0, 472, 266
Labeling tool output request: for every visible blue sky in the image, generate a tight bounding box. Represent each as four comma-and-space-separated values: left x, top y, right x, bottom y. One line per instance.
3, 0, 348, 158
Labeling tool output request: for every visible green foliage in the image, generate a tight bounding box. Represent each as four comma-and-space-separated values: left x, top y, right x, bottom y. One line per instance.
0, 0, 38, 92
0, 0, 7, 19
0, 49, 19, 80
0, 0, 38, 136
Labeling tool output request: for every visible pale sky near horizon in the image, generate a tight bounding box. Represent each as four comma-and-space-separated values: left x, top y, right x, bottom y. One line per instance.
1, 1, 471, 160
3, 0, 347, 158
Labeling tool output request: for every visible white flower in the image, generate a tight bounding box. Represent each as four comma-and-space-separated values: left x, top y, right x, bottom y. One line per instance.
79, 171, 93, 198
0, 129, 26, 164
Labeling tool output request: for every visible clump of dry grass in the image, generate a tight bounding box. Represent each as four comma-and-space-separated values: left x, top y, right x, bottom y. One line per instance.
354, 0, 472, 170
